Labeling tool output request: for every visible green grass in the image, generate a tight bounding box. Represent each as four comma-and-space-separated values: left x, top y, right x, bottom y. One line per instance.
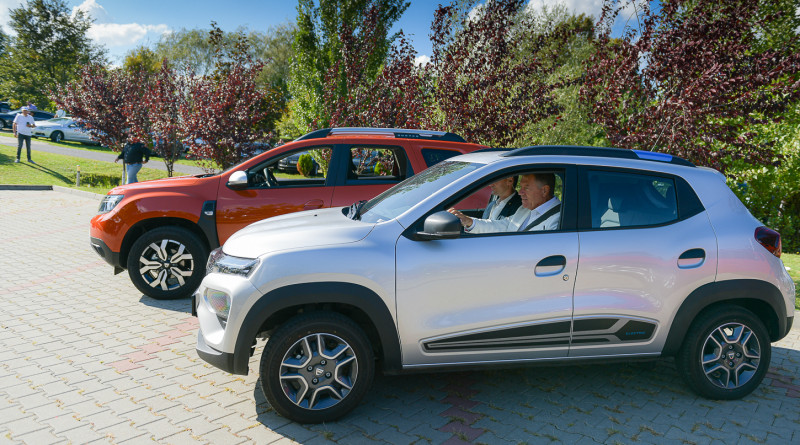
781, 253, 800, 309
0, 130, 207, 168
0, 144, 170, 194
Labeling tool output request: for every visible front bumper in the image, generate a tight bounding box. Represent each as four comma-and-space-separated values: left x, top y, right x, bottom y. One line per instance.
90, 236, 123, 271
196, 330, 238, 374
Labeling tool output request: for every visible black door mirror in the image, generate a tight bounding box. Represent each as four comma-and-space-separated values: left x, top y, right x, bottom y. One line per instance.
415, 211, 462, 240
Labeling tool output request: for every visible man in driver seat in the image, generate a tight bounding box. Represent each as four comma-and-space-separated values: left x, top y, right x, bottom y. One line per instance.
449, 173, 560, 233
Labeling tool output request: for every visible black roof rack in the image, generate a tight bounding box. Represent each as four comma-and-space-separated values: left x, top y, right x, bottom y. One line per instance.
503, 145, 695, 167
294, 127, 467, 143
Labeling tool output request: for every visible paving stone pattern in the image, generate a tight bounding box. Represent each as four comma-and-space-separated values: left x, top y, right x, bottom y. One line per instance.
1, 189, 799, 444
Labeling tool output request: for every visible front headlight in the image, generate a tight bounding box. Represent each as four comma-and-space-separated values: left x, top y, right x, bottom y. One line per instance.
98, 194, 124, 214
206, 247, 259, 277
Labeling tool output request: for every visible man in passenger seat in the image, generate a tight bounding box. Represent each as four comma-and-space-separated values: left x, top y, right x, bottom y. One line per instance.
449, 173, 560, 233
481, 176, 522, 220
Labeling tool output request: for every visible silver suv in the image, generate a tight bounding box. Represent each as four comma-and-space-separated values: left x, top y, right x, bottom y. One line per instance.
194, 146, 795, 423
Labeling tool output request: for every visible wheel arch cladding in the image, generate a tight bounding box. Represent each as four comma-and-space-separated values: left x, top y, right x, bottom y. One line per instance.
232, 282, 402, 375
662, 279, 788, 356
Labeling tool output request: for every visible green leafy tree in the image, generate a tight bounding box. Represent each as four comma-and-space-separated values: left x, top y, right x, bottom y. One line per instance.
0, 0, 106, 109
123, 46, 162, 75
287, 0, 409, 133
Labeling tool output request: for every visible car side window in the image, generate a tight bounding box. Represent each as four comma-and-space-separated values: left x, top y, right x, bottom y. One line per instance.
420, 148, 461, 167
450, 170, 566, 234
250, 147, 331, 188
588, 170, 678, 229
347, 146, 409, 182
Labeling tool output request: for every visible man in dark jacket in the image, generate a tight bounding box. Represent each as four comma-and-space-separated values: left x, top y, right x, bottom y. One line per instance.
115, 136, 150, 184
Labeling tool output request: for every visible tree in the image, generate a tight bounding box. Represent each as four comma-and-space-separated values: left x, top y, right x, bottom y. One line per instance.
123, 46, 162, 75
143, 60, 187, 177
0, 0, 106, 109
425, 0, 576, 146
55, 65, 138, 152
181, 25, 282, 171
514, 5, 606, 147
581, 0, 800, 169
287, 0, 409, 134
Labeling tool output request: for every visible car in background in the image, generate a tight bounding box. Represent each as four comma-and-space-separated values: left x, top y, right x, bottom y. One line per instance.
276, 150, 319, 175
0, 109, 55, 129
90, 127, 487, 301
0, 102, 10, 113
32, 118, 97, 144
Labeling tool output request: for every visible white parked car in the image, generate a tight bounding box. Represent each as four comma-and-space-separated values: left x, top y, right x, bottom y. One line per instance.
195, 145, 795, 423
32, 118, 97, 144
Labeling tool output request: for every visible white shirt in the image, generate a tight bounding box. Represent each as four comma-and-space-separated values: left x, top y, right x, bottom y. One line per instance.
467, 196, 561, 234
486, 192, 516, 220
518, 196, 561, 231
13, 114, 35, 136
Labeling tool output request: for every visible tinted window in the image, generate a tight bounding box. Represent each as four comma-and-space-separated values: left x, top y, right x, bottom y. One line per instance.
588, 171, 677, 229
421, 148, 460, 167
347, 146, 409, 181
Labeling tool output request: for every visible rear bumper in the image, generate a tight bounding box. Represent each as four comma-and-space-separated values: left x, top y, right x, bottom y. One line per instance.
90, 236, 123, 270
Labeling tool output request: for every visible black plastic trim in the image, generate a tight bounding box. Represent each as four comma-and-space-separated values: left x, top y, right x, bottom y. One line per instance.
505, 145, 695, 167
662, 279, 790, 356
90, 236, 122, 269
196, 331, 236, 373
423, 321, 571, 352
231, 282, 402, 375
613, 320, 656, 341
573, 318, 617, 331
198, 201, 219, 250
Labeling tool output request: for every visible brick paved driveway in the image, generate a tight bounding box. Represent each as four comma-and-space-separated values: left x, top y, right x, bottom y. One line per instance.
1, 189, 798, 444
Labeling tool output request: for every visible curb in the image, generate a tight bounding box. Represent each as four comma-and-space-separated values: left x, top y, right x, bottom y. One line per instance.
52, 185, 105, 200
0, 184, 104, 200
0, 184, 52, 191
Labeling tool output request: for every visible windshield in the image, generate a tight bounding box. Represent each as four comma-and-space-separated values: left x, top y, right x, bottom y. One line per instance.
359, 161, 482, 223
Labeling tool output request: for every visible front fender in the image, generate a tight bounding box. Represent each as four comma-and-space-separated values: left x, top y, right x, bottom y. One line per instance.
230, 282, 402, 375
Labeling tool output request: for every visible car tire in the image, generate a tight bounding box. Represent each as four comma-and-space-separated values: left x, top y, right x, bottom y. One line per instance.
127, 226, 208, 300
51, 131, 63, 143
676, 305, 770, 400
259, 312, 375, 424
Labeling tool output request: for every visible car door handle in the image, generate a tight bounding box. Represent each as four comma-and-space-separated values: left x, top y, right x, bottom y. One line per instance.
303, 199, 324, 210
678, 248, 706, 269
534, 255, 567, 277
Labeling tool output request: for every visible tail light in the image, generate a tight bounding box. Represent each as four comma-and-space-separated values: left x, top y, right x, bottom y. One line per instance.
755, 226, 782, 258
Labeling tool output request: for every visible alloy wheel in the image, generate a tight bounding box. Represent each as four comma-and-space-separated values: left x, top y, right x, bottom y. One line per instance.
278, 332, 358, 410
137, 239, 194, 291
701, 322, 761, 389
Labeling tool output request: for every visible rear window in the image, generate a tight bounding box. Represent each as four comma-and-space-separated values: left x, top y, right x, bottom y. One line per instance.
588, 170, 678, 229
421, 148, 461, 167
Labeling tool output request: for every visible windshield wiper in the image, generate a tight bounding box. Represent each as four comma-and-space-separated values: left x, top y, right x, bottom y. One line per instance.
347, 200, 367, 220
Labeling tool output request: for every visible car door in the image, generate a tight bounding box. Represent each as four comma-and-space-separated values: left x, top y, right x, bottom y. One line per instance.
570, 167, 717, 358
395, 166, 580, 367
215, 145, 336, 243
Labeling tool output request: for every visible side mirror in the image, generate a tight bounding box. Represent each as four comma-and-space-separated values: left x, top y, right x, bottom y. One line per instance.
227, 170, 248, 190
415, 211, 462, 240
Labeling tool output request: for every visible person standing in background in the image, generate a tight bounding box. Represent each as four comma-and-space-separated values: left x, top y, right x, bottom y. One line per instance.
12, 107, 36, 164
115, 135, 150, 184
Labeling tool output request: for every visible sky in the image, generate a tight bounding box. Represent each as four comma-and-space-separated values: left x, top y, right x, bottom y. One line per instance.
0, 0, 607, 66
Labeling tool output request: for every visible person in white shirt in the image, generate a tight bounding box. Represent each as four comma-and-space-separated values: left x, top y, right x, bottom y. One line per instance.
481, 176, 522, 220
12, 107, 36, 164
449, 173, 561, 233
